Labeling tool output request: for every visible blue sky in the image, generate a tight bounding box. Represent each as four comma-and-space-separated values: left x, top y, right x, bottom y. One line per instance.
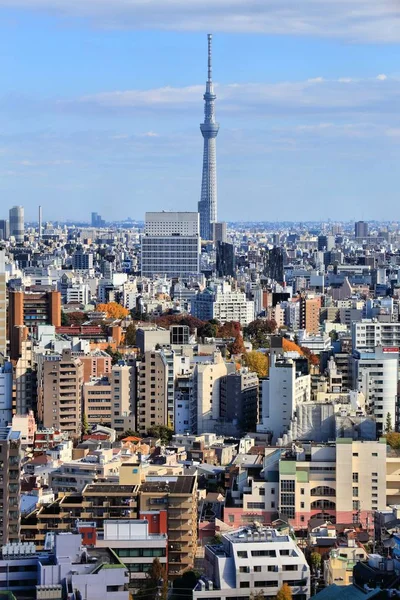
1, 1, 400, 222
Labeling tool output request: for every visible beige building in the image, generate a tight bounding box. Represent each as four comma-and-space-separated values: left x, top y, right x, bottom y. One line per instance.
136, 350, 168, 435
0, 251, 6, 357
111, 363, 136, 434
42, 349, 83, 437
324, 542, 368, 586
0, 427, 21, 544
140, 476, 198, 579
83, 377, 112, 427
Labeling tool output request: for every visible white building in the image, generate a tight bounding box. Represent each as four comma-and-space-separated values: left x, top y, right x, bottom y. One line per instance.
258, 356, 310, 443
352, 319, 400, 351
66, 283, 90, 305
141, 212, 200, 279
212, 285, 254, 326
0, 362, 13, 427
193, 526, 310, 600
352, 346, 398, 435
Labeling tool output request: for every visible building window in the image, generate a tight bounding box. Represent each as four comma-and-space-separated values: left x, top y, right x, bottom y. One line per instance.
240, 582, 250, 588
353, 473, 359, 483
353, 487, 359, 497
254, 566, 262, 572
237, 551, 247, 558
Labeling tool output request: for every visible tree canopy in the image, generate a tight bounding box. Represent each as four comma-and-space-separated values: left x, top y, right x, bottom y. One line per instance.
96, 302, 129, 319
124, 322, 137, 346
242, 351, 269, 377
277, 583, 293, 600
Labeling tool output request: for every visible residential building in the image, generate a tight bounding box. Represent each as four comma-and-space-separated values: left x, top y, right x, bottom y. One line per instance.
83, 377, 112, 427
352, 319, 400, 351
111, 362, 136, 434
193, 525, 310, 600
141, 212, 200, 278
0, 427, 21, 545
300, 296, 321, 334
212, 285, 254, 326
220, 369, 259, 433
41, 349, 84, 437
0, 251, 6, 357
140, 476, 198, 579
0, 362, 12, 427
352, 347, 398, 435
73, 249, 94, 271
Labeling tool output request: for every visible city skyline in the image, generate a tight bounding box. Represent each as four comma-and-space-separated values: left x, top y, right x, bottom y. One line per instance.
2, 3, 400, 221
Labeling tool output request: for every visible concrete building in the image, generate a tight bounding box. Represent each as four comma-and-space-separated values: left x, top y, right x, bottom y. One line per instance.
83, 377, 112, 427
141, 212, 200, 278
193, 525, 310, 600
73, 249, 94, 271
212, 286, 255, 326
140, 476, 198, 579
41, 349, 84, 437
95, 519, 167, 590
355, 220, 368, 239
0, 362, 13, 427
258, 357, 310, 442
136, 326, 170, 354
352, 347, 398, 435
111, 362, 136, 434
352, 319, 400, 351
9, 205, 24, 242
220, 369, 259, 433
0, 251, 6, 358
300, 296, 321, 334
0, 219, 9, 240
212, 222, 227, 244
136, 349, 174, 434
0, 427, 21, 545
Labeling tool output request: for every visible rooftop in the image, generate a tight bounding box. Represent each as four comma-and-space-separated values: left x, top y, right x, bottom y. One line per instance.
141, 476, 195, 495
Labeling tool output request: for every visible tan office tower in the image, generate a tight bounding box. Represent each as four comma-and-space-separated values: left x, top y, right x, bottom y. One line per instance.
300, 295, 321, 334
136, 350, 169, 435
111, 363, 136, 435
0, 427, 21, 544
42, 349, 83, 437
0, 251, 6, 357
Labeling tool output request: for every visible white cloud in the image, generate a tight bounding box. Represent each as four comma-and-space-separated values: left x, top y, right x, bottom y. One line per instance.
1, 0, 400, 42
377, 74, 388, 81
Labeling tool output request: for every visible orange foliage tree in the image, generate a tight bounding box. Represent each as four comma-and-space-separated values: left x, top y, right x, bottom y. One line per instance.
228, 333, 246, 356
96, 302, 129, 319
243, 351, 269, 377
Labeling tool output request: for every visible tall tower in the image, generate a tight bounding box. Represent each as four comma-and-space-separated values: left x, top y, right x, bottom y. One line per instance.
9, 206, 24, 243
198, 34, 219, 241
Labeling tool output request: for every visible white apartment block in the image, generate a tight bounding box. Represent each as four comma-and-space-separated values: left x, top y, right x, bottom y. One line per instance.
66, 283, 90, 305
212, 288, 255, 326
352, 319, 400, 350
258, 357, 311, 443
141, 212, 200, 279
194, 526, 310, 600
352, 346, 398, 435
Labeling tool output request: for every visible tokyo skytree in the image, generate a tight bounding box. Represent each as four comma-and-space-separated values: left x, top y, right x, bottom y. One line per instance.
198, 34, 219, 241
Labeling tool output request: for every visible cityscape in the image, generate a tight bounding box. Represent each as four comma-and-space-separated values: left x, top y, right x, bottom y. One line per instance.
2, 3, 400, 600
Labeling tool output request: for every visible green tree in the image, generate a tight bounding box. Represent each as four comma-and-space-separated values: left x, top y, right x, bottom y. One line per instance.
119, 429, 140, 439
243, 319, 277, 348
147, 425, 174, 444
276, 583, 293, 600
172, 570, 200, 600
125, 322, 137, 346
386, 412, 393, 434
61, 311, 69, 326
140, 557, 168, 600
81, 413, 90, 435
105, 345, 123, 365
198, 322, 218, 338
310, 551, 322, 573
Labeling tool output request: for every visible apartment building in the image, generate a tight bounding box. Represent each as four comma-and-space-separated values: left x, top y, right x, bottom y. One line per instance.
352, 346, 398, 435
48, 448, 121, 493
300, 295, 321, 334
41, 349, 83, 437
111, 362, 136, 434
220, 369, 259, 433
83, 377, 112, 427
212, 287, 255, 326
140, 476, 198, 579
0, 427, 21, 545
352, 319, 400, 350
9, 289, 61, 359
194, 525, 310, 600
0, 362, 12, 427
77, 350, 112, 382
136, 350, 169, 435
0, 251, 6, 357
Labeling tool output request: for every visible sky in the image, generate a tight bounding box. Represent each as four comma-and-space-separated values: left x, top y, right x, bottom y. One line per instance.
1, 1, 400, 222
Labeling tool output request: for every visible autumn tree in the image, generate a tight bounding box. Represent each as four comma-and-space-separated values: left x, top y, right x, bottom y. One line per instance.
386, 432, 400, 449
68, 312, 87, 326
140, 557, 168, 600
125, 322, 137, 346
217, 321, 241, 338
229, 333, 246, 356
310, 551, 322, 573
244, 319, 277, 348
243, 351, 269, 377
250, 592, 265, 600
95, 302, 129, 319
277, 583, 293, 600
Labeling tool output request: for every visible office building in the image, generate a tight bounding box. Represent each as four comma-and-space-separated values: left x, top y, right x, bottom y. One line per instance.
73, 249, 94, 271
0, 220, 9, 240
41, 349, 83, 437
198, 34, 219, 241
193, 525, 310, 600
9, 205, 24, 242
212, 221, 227, 243
318, 234, 335, 252
216, 241, 235, 277
355, 220, 368, 239
8, 290, 61, 359
91, 212, 105, 227
352, 347, 398, 435
141, 212, 200, 279
265, 247, 284, 283
0, 427, 21, 545
220, 369, 259, 433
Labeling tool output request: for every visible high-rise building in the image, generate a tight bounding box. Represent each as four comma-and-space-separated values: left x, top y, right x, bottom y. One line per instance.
198, 34, 219, 241
0, 251, 6, 357
111, 362, 136, 434
41, 349, 83, 437
216, 241, 235, 277
212, 221, 227, 243
0, 363, 13, 427
141, 212, 200, 279
83, 378, 112, 427
299, 295, 321, 334
265, 247, 284, 283
73, 249, 94, 271
220, 369, 259, 433
355, 220, 369, 239
0, 427, 21, 544
9, 206, 24, 242
0, 220, 9, 241
136, 350, 170, 435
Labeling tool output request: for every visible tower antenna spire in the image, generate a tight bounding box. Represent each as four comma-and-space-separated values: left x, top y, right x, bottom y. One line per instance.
208, 33, 212, 82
